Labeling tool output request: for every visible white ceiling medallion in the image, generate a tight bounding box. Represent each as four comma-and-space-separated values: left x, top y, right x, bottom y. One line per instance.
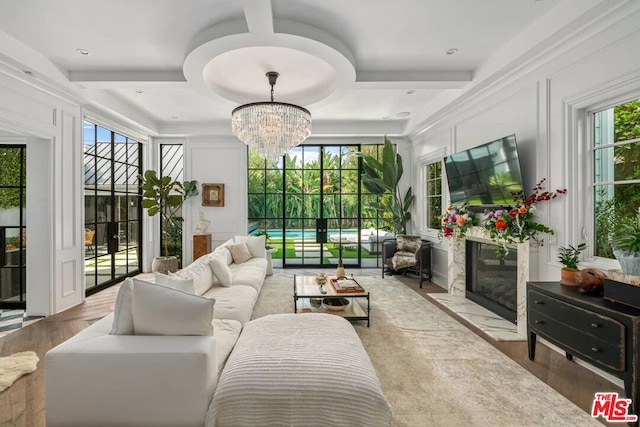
182, 20, 356, 107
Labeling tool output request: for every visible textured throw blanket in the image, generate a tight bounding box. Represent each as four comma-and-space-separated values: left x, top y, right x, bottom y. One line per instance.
207, 313, 392, 426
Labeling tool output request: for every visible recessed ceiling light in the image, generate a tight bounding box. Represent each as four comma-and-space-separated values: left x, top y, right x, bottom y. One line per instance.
446, 48, 459, 55
76, 48, 89, 56
396, 111, 411, 118
382, 116, 391, 120
171, 115, 178, 119
135, 89, 143, 94
406, 90, 416, 95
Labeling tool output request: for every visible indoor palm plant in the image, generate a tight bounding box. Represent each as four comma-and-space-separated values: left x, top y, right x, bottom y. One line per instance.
138, 170, 198, 273
557, 243, 587, 286
356, 137, 415, 234
612, 207, 640, 276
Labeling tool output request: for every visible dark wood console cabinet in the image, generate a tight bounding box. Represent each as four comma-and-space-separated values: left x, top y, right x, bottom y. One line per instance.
527, 281, 640, 422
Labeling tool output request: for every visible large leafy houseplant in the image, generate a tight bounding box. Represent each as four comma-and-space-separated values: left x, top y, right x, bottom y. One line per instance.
356, 137, 415, 234
138, 170, 198, 260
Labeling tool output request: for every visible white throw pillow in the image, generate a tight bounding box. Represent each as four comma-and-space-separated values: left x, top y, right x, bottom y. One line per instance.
110, 278, 134, 335
234, 235, 266, 259
131, 279, 215, 336
173, 258, 214, 295
209, 253, 232, 287
154, 272, 196, 294
228, 241, 253, 264
215, 246, 233, 266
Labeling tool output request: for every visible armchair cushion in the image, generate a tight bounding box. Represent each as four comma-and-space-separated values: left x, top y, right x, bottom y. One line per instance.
396, 234, 421, 253
391, 252, 417, 270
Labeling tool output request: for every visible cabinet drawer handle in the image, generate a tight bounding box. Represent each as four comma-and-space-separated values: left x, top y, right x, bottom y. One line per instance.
534, 320, 544, 324
591, 323, 600, 328
534, 300, 544, 305
591, 347, 600, 353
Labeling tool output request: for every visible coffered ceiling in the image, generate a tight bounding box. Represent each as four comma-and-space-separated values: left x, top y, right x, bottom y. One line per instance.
0, 0, 614, 137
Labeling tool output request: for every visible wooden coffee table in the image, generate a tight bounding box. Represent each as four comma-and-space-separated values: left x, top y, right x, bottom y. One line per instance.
293, 274, 370, 327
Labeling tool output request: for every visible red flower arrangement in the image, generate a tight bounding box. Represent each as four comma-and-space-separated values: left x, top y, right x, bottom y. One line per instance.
441, 205, 477, 240
483, 178, 566, 251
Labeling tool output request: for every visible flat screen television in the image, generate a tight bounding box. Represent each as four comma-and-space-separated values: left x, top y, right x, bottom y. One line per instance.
444, 134, 524, 207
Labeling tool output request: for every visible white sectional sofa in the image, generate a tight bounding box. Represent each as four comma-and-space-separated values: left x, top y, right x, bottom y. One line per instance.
45, 236, 268, 427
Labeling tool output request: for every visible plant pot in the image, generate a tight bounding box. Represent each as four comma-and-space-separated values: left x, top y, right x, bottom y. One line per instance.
152, 256, 179, 274
560, 268, 578, 287
614, 250, 640, 276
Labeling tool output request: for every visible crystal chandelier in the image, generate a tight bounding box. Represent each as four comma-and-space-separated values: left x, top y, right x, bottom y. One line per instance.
232, 71, 312, 161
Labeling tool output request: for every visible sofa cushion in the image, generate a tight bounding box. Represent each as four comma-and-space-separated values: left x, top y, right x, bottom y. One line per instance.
217, 240, 235, 266
132, 279, 215, 336
207, 314, 393, 426
209, 253, 232, 287
110, 278, 134, 335
202, 285, 258, 325
154, 272, 196, 294
229, 257, 268, 292
173, 257, 214, 295
228, 241, 252, 264
234, 235, 266, 259
212, 318, 242, 376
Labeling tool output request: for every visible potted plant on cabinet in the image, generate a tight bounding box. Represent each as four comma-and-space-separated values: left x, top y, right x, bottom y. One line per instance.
138, 170, 198, 274
612, 208, 640, 276
557, 242, 587, 286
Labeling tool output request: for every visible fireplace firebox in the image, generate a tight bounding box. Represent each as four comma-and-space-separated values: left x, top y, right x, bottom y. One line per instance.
465, 240, 517, 324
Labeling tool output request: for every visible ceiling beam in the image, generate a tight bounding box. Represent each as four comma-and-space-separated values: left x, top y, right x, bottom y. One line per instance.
240, 0, 274, 35
355, 70, 471, 90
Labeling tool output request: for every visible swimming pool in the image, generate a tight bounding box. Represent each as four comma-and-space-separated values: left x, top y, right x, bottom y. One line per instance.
267, 229, 357, 239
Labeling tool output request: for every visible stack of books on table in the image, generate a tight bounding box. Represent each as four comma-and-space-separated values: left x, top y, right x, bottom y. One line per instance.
330, 278, 365, 293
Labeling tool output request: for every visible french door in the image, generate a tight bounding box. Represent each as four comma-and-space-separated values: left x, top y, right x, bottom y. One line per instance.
249, 144, 386, 269
0, 145, 26, 308
281, 145, 362, 267
83, 122, 142, 294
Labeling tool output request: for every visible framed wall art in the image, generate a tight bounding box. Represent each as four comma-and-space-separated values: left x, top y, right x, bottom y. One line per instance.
202, 183, 224, 207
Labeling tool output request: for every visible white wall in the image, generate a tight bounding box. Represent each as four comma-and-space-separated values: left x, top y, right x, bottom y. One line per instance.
410, 4, 640, 286
148, 137, 249, 267
0, 70, 84, 316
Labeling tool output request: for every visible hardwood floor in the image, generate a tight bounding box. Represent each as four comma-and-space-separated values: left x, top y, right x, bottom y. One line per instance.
0, 271, 620, 426
0, 284, 119, 427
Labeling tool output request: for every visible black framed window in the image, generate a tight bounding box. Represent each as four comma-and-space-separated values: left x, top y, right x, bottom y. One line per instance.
0, 145, 26, 308
84, 121, 142, 294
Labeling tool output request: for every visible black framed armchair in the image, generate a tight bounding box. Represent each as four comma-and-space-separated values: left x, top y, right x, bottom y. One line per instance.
382, 235, 432, 288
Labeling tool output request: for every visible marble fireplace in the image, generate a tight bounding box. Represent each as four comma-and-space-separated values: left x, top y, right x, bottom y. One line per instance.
430, 227, 530, 341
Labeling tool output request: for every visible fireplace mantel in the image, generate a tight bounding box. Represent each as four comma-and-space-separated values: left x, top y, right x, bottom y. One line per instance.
443, 226, 530, 339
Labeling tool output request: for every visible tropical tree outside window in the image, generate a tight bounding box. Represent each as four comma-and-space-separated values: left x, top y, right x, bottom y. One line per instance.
247, 143, 386, 266
424, 161, 442, 230
593, 98, 640, 259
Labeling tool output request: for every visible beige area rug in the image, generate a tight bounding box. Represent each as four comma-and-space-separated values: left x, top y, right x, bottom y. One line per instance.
0, 351, 39, 393
252, 272, 602, 427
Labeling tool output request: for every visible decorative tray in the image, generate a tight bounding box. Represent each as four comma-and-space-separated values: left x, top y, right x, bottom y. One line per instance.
330, 278, 365, 293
